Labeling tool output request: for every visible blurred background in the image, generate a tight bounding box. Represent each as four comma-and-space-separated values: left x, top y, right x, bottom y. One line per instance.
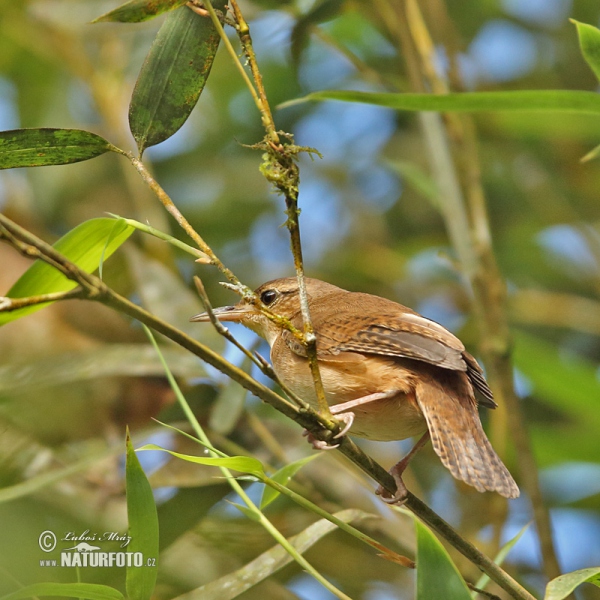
0, 0, 600, 598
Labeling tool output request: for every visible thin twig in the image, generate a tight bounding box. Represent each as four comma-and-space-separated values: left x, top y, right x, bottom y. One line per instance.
223, 4, 330, 418
0, 287, 86, 312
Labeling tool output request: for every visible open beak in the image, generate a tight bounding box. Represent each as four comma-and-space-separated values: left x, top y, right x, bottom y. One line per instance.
190, 304, 255, 323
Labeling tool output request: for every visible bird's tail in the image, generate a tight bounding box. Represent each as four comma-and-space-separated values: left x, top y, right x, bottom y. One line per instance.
415, 373, 519, 498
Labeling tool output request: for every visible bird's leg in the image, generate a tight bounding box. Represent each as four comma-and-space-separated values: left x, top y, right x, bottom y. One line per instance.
330, 390, 400, 438
376, 431, 430, 504
304, 390, 399, 450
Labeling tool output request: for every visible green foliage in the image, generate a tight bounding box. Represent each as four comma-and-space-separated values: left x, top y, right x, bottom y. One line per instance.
0, 129, 117, 169
571, 20, 600, 82
545, 567, 600, 600
125, 431, 159, 600
414, 518, 472, 600
92, 0, 188, 23
1, 1, 600, 598
128, 4, 227, 154
0, 218, 133, 326
286, 89, 600, 114
0, 583, 123, 600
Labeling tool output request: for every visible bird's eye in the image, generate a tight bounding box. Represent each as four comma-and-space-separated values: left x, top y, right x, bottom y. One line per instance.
260, 290, 278, 305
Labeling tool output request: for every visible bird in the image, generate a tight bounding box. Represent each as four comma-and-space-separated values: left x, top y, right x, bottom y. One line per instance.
191, 277, 519, 501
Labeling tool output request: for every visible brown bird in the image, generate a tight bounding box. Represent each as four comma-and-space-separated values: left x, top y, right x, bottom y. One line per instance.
191, 277, 519, 501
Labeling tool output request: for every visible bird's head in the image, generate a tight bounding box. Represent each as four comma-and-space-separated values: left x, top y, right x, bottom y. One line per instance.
190, 277, 342, 345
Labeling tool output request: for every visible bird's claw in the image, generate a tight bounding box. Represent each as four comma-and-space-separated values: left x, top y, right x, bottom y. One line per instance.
302, 411, 354, 450
302, 429, 340, 450
332, 412, 354, 439
375, 472, 409, 505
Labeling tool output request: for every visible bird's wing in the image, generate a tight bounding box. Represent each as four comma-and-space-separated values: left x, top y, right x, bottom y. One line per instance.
317, 309, 468, 371
283, 294, 496, 407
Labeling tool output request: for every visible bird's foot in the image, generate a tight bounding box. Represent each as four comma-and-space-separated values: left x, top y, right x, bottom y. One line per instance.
332, 411, 354, 439
375, 431, 431, 504
376, 471, 409, 505
302, 412, 355, 450
302, 429, 339, 450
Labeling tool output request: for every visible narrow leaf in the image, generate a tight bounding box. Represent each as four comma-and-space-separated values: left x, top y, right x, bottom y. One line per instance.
107, 213, 209, 259
415, 518, 472, 600
177, 509, 369, 600
129, 3, 227, 154
0, 128, 117, 169
281, 89, 600, 115
545, 567, 600, 600
126, 430, 159, 600
227, 500, 262, 522
93, 0, 187, 23
581, 142, 600, 162
0, 583, 123, 600
138, 444, 266, 477
472, 523, 530, 596
261, 454, 318, 509
571, 20, 600, 82
0, 218, 133, 326
0, 345, 205, 396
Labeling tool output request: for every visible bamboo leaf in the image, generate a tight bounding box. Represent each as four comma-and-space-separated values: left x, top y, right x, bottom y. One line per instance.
0, 218, 133, 326
281, 89, 600, 115
0, 345, 206, 396
0, 128, 118, 169
0, 583, 123, 600
261, 454, 318, 509
138, 444, 266, 477
571, 20, 600, 82
545, 567, 600, 600
415, 518, 472, 600
126, 430, 159, 600
176, 509, 369, 600
472, 523, 530, 596
129, 3, 227, 154
93, 0, 188, 23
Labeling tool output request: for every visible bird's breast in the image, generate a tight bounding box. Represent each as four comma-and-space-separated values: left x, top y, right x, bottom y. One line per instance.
271, 341, 427, 441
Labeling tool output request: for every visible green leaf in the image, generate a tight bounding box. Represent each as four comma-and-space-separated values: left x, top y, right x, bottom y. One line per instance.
0, 218, 134, 326
261, 454, 318, 509
138, 444, 266, 477
472, 523, 530, 596
107, 213, 209, 259
545, 567, 600, 600
227, 500, 262, 522
415, 518, 472, 600
0, 345, 206, 396
92, 0, 188, 23
209, 361, 249, 435
0, 128, 118, 169
281, 89, 600, 115
184, 509, 368, 600
571, 20, 600, 82
125, 430, 159, 600
129, 3, 227, 154
0, 583, 123, 600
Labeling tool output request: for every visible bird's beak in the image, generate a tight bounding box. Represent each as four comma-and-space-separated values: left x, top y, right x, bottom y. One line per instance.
190, 304, 255, 323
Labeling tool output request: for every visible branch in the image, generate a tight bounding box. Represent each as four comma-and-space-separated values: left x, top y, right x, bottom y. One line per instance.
0, 287, 85, 312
